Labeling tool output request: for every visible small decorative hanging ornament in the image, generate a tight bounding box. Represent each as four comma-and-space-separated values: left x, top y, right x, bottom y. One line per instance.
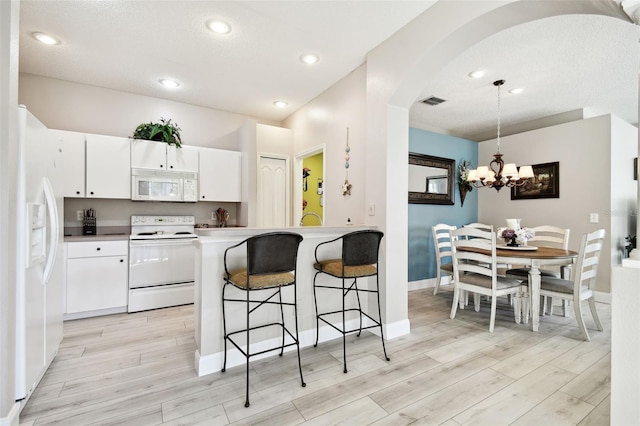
342, 127, 352, 196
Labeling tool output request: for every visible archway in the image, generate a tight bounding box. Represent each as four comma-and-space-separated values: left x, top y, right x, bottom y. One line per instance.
365, 0, 631, 336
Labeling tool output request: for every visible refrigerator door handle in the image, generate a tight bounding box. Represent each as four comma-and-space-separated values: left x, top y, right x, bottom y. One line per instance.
42, 177, 59, 285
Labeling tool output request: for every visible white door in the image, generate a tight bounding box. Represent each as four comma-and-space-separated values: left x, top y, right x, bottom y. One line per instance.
258, 156, 287, 227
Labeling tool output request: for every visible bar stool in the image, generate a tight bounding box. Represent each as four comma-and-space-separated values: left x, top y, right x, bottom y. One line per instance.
312, 229, 389, 373
221, 232, 305, 407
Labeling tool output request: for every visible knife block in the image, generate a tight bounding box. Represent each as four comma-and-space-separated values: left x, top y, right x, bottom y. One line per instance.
82, 217, 97, 235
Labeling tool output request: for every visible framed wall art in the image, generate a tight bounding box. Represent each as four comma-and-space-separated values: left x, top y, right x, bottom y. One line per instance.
511, 161, 559, 200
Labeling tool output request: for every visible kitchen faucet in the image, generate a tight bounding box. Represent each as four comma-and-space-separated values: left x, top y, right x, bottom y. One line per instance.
299, 212, 323, 226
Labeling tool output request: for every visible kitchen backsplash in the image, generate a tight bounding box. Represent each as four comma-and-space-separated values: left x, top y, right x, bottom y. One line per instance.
64, 198, 238, 230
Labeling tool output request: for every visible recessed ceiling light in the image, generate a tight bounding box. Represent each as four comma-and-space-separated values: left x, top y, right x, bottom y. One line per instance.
207, 20, 231, 34
273, 100, 288, 108
468, 70, 485, 79
300, 54, 319, 65
159, 79, 180, 89
509, 88, 524, 94
32, 32, 60, 45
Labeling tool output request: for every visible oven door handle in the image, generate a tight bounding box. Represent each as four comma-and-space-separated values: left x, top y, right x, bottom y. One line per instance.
129, 238, 196, 247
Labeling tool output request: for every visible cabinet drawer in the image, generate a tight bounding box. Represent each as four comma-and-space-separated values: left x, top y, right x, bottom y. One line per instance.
66, 241, 128, 258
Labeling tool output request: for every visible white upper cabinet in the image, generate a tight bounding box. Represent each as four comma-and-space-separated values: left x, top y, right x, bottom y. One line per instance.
131, 139, 198, 172
167, 145, 199, 172
199, 148, 242, 202
85, 134, 131, 199
52, 129, 86, 198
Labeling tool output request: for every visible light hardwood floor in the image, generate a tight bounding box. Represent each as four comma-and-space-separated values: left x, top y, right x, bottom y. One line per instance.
19, 286, 611, 425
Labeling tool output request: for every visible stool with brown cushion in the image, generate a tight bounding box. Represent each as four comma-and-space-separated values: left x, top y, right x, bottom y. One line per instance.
312, 229, 389, 373
221, 232, 305, 407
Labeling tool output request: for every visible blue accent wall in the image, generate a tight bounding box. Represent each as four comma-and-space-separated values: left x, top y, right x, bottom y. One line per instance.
408, 128, 478, 282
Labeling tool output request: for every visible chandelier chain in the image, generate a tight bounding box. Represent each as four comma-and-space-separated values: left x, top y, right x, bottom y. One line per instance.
496, 81, 501, 154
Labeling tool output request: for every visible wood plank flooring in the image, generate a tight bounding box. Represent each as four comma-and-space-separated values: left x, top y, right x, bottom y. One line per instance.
19, 286, 611, 425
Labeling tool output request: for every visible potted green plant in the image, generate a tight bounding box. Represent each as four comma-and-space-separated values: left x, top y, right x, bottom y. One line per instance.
131, 117, 182, 148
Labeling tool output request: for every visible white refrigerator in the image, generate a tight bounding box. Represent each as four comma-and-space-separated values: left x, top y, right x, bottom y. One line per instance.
15, 106, 64, 402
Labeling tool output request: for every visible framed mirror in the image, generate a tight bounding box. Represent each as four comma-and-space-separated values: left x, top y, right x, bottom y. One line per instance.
408, 153, 455, 205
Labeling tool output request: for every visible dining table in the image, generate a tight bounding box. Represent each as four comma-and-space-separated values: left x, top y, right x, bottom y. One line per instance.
459, 245, 578, 332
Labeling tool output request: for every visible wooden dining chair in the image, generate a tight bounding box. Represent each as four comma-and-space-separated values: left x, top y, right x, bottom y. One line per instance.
506, 225, 570, 315
524, 229, 605, 341
449, 227, 523, 332
431, 224, 456, 295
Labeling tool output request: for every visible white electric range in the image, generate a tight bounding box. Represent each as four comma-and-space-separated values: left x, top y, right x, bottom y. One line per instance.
128, 215, 197, 312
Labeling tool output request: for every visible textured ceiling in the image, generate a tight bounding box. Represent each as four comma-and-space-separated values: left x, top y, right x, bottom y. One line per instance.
19, 0, 435, 122
18, 1, 640, 140
409, 13, 640, 141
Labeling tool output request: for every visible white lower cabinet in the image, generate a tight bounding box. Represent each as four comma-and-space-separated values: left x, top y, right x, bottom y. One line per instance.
65, 240, 128, 318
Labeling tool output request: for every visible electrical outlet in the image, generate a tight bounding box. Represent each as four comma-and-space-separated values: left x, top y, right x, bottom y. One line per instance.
76, 210, 84, 221
368, 203, 376, 216
211, 211, 215, 220
590, 213, 599, 224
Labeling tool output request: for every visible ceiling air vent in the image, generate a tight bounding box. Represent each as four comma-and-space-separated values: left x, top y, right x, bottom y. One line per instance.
421, 96, 446, 106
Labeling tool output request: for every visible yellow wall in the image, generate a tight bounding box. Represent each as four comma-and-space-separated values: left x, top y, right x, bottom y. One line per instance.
301, 153, 323, 225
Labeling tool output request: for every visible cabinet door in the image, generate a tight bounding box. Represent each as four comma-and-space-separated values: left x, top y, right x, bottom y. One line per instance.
130, 139, 167, 170
86, 134, 131, 199
167, 145, 199, 172
199, 148, 242, 202
52, 129, 85, 197
66, 256, 128, 313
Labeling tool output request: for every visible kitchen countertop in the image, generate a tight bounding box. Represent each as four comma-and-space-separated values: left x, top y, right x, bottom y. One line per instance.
64, 226, 131, 242
64, 234, 130, 242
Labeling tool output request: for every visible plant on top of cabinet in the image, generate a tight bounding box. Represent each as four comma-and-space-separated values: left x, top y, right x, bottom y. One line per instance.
131, 118, 182, 148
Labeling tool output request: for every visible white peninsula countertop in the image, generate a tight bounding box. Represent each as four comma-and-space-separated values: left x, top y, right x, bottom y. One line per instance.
193, 225, 376, 376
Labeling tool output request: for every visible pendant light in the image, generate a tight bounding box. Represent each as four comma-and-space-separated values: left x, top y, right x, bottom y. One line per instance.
467, 80, 534, 192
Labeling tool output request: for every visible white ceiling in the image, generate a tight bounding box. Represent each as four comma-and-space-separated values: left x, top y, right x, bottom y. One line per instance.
18, 1, 640, 141
411, 13, 640, 141
19, 0, 435, 122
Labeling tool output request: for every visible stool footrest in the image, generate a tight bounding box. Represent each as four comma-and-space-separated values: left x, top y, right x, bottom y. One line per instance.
225, 322, 299, 359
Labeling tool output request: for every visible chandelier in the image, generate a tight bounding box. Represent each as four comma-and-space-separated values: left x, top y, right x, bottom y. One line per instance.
467, 79, 533, 192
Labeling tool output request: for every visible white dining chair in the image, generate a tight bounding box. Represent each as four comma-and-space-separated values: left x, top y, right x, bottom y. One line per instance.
463, 223, 493, 232
524, 229, 605, 341
506, 225, 571, 315
449, 227, 523, 332
431, 224, 456, 296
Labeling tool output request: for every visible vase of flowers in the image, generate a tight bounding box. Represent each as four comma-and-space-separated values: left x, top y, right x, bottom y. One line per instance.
497, 227, 535, 246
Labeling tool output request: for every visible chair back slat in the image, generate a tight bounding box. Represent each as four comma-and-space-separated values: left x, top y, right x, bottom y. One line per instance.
432, 224, 456, 262
573, 229, 606, 293
247, 232, 303, 275
464, 223, 493, 232
527, 225, 570, 249
451, 227, 496, 279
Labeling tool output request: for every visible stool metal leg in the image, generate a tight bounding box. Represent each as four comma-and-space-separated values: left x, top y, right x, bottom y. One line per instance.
313, 271, 321, 347
245, 287, 250, 407
342, 277, 348, 373
278, 288, 285, 357
221, 283, 228, 373
294, 281, 306, 388
352, 279, 363, 337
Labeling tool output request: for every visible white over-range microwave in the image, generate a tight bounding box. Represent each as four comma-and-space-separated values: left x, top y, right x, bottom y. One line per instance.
131, 168, 198, 202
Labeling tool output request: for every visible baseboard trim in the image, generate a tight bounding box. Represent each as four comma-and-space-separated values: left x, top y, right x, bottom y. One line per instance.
594, 290, 611, 304
0, 402, 20, 426
408, 277, 452, 292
